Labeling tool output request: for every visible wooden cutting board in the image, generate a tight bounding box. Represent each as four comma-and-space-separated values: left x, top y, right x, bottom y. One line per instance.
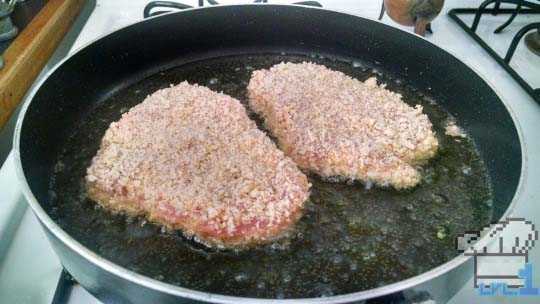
0, 0, 86, 132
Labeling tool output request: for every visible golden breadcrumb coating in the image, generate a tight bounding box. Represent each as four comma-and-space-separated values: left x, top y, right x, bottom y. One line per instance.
248, 62, 438, 188
86, 82, 310, 248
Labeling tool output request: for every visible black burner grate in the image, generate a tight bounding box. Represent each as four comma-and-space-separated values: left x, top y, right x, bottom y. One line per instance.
448, 0, 540, 104
51, 270, 75, 304
143, 0, 321, 18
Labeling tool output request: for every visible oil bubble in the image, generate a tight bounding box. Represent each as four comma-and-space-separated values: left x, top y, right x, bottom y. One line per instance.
364, 180, 374, 190
462, 166, 472, 175
234, 273, 249, 283
432, 193, 448, 204
318, 285, 335, 297
332, 255, 343, 265
436, 226, 449, 240
362, 252, 375, 261
349, 260, 358, 271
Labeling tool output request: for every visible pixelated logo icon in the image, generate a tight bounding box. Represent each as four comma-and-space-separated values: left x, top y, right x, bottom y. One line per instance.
456, 218, 538, 289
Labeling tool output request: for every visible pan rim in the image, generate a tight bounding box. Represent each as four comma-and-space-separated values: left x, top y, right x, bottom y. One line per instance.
13, 4, 527, 303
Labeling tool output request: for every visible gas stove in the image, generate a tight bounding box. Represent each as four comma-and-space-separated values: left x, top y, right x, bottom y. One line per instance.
1, 1, 539, 304
448, 0, 540, 103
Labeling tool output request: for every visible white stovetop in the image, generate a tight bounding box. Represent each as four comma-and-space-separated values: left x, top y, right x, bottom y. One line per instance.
1, 1, 539, 303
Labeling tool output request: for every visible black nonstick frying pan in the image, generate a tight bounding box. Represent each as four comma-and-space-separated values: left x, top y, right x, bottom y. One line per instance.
14, 4, 522, 304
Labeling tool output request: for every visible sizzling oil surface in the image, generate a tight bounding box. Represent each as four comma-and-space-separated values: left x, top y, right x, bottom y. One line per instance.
49, 55, 492, 298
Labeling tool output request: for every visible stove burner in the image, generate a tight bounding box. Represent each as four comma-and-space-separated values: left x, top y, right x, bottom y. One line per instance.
143, 0, 322, 18
448, 1, 540, 104
525, 30, 540, 56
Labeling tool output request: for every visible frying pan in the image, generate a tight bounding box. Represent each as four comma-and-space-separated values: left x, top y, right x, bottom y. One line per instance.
14, 4, 522, 303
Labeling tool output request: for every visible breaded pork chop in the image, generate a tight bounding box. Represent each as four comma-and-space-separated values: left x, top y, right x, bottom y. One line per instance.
248, 62, 438, 188
86, 82, 310, 248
